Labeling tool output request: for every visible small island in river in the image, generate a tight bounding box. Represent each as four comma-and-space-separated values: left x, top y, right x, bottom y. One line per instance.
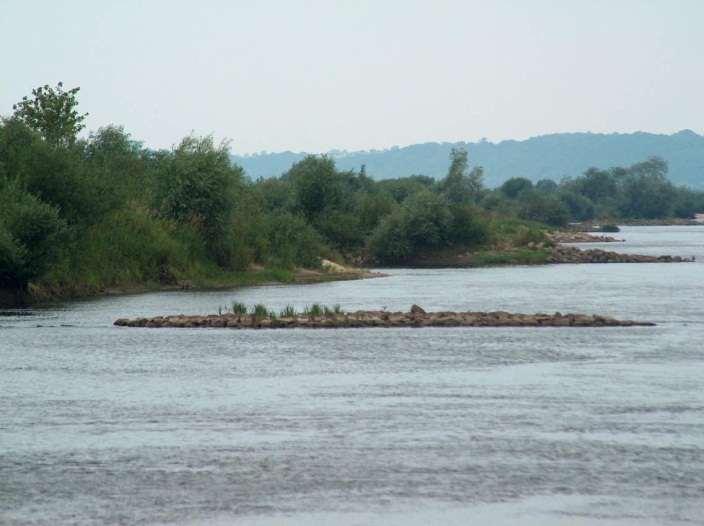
115, 304, 654, 329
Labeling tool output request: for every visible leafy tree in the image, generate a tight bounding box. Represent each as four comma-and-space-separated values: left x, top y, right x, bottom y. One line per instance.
572, 167, 618, 202
0, 182, 65, 289
558, 191, 595, 221
12, 82, 88, 147
518, 192, 570, 227
377, 175, 434, 203
261, 212, 325, 268
447, 204, 490, 247
535, 179, 559, 193
368, 190, 453, 263
500, 177, 533, 198
617, 157, 675, 218
315, 210, 365, 252
356, 191, 397, 234
154, 135, 245, 267
441, 147, 484, 204
287, 155, 342, 220
0, 118, 100, 227
255, 177, 295, 212
367, 210, 411, 264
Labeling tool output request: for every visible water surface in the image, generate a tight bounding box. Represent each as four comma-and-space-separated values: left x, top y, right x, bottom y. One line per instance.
1, 226, 703, 525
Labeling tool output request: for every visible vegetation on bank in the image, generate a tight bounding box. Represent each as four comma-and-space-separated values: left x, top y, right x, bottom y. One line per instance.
1, 83, 703, 303
488, 160, 704, 224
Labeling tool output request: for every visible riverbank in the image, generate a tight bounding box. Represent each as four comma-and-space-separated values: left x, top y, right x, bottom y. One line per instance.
1, 263, 384, 307
115, 304, 653, 329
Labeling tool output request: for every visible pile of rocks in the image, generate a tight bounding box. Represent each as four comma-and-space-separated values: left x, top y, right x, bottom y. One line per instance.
549, 245, 695, 264
114, 304, 653, 329
548, 232, 623, 243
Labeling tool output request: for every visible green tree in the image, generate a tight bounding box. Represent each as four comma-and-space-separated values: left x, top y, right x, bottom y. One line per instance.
154, 135, 245, 267
518, 192, 570, 227
0, 182, 65, 290
441, 148, 484, 204
617, 158, 675, 218
558, 191, 595, 221
500, 177, 533, 199
535, 179, 559, 193
12, 82, 88, 147
287, 155, 342, 220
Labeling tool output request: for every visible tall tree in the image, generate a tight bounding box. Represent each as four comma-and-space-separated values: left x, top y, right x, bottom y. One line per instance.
12, 82, 88, 147
441, 147, 484, 204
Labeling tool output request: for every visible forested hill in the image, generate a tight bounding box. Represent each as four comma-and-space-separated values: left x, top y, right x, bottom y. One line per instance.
233, 130, 704, 188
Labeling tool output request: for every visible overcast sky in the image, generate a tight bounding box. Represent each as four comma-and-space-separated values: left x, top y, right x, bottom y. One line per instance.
1, 0, 702, 153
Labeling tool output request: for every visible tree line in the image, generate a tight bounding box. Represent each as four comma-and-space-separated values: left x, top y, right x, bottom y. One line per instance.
1, 83, 702, 298
487, 158, 704, 226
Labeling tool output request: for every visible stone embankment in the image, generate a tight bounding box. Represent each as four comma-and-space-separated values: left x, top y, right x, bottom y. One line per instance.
548, 232, 623, 243
549, 245, 695, 264
115, 305, 653, 329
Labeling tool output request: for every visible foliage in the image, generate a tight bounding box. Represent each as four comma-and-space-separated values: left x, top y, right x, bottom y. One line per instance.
0, 182, 65, 289
288, 155, 342, 220
441, 147, 485, 204
518, 192, 570, 227
280, 305, 297, 318
259, 212, 325, 268
500, 177, 533, 199
251, 304, 269, 319
12, 82, 88, 147
154, 135, 245, 268
4, 82, 703, 303
231, 302, 248, 315
304, 303, 324, 317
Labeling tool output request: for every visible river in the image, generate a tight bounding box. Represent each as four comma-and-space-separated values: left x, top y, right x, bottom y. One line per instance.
1, 226, 703, 525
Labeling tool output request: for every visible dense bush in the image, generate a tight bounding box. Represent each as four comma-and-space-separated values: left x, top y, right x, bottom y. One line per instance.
368, 191, 489, 264
154, 136, 246, 268
259, 212, 325, 269
0, 182, 65, 289
518, 192, 570, 227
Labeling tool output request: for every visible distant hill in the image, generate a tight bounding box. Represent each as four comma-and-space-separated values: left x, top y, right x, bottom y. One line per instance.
232, 130, 704, 188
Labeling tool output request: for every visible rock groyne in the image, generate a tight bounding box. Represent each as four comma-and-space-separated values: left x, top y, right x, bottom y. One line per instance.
115, 305, 653, 329
548, 232, 623, 243
549, 246, 695, 264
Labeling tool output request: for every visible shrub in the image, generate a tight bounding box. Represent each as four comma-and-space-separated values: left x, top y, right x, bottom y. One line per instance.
0, 182, 65, 289
260, 212, 325, 269
500, 177, 533, 199
447, 204, 490, 248
518, 192, 570, 227
153, 135, 247, 268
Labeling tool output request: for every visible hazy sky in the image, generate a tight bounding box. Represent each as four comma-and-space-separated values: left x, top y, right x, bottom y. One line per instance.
1, 0, 702, 153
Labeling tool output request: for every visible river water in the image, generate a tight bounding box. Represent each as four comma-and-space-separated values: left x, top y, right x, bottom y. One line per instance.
1, 226, 703, 525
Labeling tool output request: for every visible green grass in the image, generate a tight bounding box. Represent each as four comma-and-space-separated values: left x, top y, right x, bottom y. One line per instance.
251, 304, 269, 319
470, 248, 550, 267
304, 303, 324, 317
231, 302, 247, 315
280, 305, 297, 318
